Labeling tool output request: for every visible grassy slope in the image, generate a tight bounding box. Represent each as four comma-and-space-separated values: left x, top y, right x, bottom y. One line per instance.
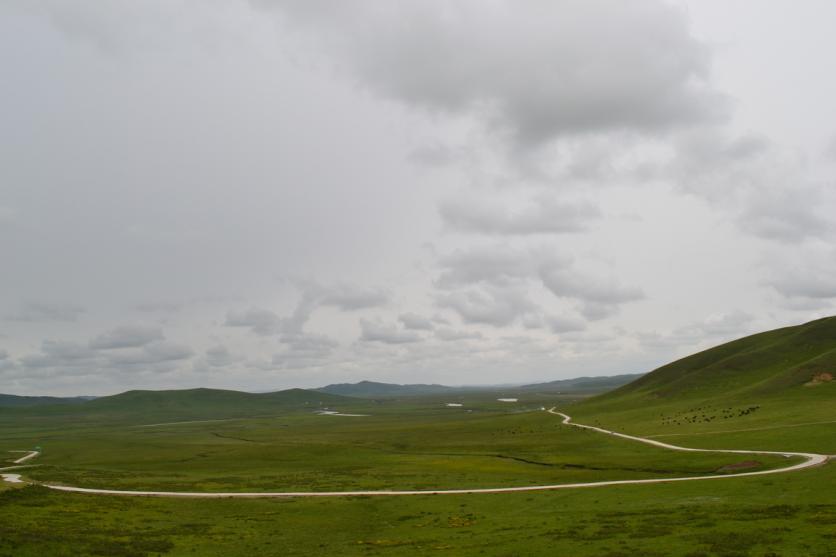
569, 317, 836, 452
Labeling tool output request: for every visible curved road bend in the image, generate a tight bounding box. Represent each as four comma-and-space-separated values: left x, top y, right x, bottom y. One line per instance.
4, 410, 828, 498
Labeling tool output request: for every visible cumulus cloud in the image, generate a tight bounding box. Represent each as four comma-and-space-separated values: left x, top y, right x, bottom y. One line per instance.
436, 246, 538, 288
6, 302, 86, 323
436, 285, 535, 327
17, 334, 194, 379
768, 267, 836, 300
434, 327, 483, 341
272, 332, 339, 368
319, 284, 389, 310
661, 130, 832, 243
637, 310, 755, 353
0, 206, 17, 226
0, 350, 15, 373
359, 319, 423, 344
539, 263, 644, 320
224, 308, 283, 336
135, 301, 183, 313
399, 312, 435, 331
106, 341, 194, 366
439, 196, 600, 235
89, 325, 164, 349
20, 340, 98, 369
204, 345, 240, 368
262, 0, 725, 146
736, 184, 829, 243
225, 281, 389, 338
546, 315, 587, 333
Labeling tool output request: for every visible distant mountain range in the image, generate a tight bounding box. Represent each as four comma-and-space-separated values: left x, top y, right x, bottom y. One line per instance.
0, 393, 96, 408
316, 373, 644, 398
0, 373, 643, 413
0, 388, 356, 422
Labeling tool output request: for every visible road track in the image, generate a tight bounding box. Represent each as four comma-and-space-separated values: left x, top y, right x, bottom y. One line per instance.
3, 410, 827, 498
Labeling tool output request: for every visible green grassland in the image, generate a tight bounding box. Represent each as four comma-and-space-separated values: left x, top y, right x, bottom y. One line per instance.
1, 317, 834, 556
2, 392, 786, 493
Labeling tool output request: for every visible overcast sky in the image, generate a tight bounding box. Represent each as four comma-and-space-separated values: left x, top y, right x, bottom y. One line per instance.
2, 1, 835, 396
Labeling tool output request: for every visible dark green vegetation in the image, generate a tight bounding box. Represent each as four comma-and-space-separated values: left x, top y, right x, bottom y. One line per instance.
1, 317, 834, 555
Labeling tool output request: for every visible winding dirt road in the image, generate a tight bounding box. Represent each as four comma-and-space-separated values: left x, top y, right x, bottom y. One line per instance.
3, 410, 827, 498
10, 450, 40, 465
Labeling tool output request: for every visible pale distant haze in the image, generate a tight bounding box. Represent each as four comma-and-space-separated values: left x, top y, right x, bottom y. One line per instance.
1, 1, 835, 396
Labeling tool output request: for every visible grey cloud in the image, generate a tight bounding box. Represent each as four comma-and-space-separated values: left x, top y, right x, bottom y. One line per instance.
522, 313, 544, 330
359, 319, 423, 344
439, 196, 600, 235
437, 246, 537, 288
777, 296, 832, 312
686, 311, 754, 337
225, 281, 389, 338
272, 332, 338, 368
19, 340, 98, 370
637, 310, 754, 352
0, 350, 15, 373
399, 312, 435, 331
546, 315, 587, 334
408, 143, 457, 167
280, 332, 339, 354
826, 136, 836, 161
319, 284, 389, 311
7, 302, 86, 323
664, 130, 831, 243
89, 325, 164, 349
263, 0, 726, 146
224, 308, 282, 336
0, 206, 17, 226
736, 185, 829, 243
204, 345, 239, 368
135, 301, 183, 313
434, 327, 483, 341
436, 285, 535, 327
106, 342, 194, 366
768, 269, 836, 300
539, 264, 643, 320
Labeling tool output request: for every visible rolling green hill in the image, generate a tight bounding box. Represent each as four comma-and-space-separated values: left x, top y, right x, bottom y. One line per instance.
0, 394, 94, 408
0, 387, 357, 425
572, 316, 836, 448
596, 316, 836, 402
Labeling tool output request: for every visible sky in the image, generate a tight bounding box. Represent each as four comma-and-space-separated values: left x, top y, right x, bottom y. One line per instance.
1, 0, 835, 396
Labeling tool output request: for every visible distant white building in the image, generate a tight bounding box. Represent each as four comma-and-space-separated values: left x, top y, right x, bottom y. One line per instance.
445, 403, 463, 407
497, 398, 518, 402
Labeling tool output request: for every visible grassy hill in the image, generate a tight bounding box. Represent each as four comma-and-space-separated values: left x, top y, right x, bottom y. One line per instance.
518, 373, 644, 393
612, 316, 836, 399
571, 316, 836, 450
0, 387, 357, 425
0, 394, 94, 408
